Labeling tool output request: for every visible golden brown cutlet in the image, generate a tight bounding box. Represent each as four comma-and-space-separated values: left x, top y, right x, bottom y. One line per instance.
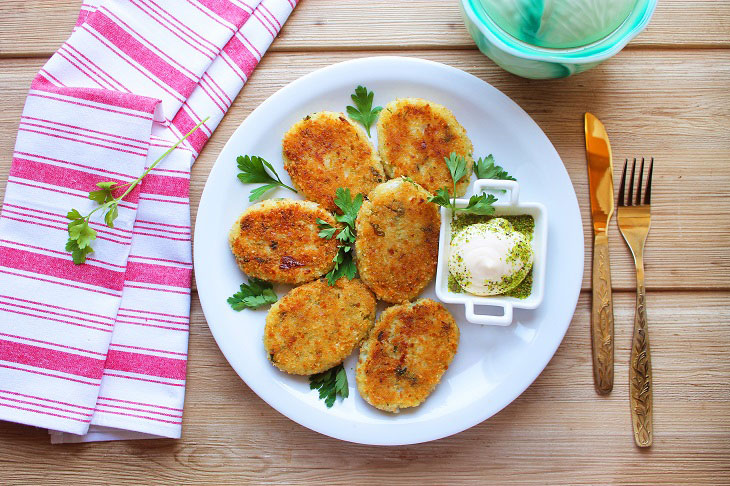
229, 199, 339, 284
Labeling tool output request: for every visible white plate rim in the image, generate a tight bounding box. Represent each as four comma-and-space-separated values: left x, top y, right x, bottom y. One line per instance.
194, 56, 584, 446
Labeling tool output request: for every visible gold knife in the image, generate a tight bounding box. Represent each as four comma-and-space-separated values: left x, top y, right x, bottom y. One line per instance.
584, 112, 615, 395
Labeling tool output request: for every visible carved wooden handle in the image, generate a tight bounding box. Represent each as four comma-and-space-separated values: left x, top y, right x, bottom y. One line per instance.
591, 233, 614, 394
629, 282, 653, 447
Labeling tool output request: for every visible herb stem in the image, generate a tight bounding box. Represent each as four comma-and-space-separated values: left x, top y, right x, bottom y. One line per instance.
273, 177, 297, 194
85, 201, 112, 221
451, 176, 458, 220
117, 117, 209, 204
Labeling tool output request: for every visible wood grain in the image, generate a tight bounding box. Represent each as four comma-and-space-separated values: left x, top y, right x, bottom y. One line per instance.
1, 0, 729, 57
1, 291, 729, 485
1, 1, 730, 484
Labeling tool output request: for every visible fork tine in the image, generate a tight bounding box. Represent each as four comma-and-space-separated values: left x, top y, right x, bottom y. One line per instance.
636, 158, 644, 205
618, 159, 627, 206
628, 158, 636, 206
645, 157, 654, 205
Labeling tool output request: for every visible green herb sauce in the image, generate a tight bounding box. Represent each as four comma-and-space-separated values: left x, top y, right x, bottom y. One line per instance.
449, 214, 535, 299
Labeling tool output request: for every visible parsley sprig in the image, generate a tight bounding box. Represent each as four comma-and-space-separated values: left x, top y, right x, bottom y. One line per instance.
309, 363, 349, 408
428, 152, 497, 220
236, 155, 297, 202
317, 188, 363, 285
346, 85, 382, 137
474, 154, 516, 181
227, 277, 277, 311
66, 117, 209, 264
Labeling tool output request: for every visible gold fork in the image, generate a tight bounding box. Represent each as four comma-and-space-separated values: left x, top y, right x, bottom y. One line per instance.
617, 157, 654, 448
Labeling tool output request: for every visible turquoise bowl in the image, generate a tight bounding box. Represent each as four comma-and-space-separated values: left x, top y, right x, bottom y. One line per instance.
460, 0, 658, 79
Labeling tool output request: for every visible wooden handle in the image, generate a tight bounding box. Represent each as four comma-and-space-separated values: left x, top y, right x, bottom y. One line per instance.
629, 281, 653, 447
591, 232, 614, 394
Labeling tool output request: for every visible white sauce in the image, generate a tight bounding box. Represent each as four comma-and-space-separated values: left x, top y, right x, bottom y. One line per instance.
449, 219, 533, 296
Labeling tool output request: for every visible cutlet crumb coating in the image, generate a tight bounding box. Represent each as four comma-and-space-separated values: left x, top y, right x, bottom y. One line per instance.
354, 178, 440, 304
376, 98, 473, 196
228, 199, 339, 284
356, 299, 459, 413
264, 278, 377, 375
282, 111, 386, 211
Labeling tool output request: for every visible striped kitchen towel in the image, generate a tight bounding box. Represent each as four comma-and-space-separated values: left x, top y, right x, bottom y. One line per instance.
0, 0, 297, 443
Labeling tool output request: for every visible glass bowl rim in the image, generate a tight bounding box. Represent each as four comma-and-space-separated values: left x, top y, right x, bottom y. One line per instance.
461, 0, 659, 64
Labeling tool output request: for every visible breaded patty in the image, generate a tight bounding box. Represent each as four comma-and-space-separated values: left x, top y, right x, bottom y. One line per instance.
229, 199, 339, 284
264, 278, 377, 375
376, 98, 473, 196
356, 299, 459, 413
354, 178, 440, 303
282, 111, 386, 212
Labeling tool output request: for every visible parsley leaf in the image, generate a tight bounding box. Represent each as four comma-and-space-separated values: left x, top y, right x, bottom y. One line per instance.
333, 188, 363, 227
88, 181, 117, 205
65, 238, 94, 265
309, 363, 349, 408
335, 366, 349, 399
227, 277, 277, 311
463, 193, 498, 215
104, 205, 118, 228
428, 187, 451, 208
445, 152, 468, 187
320, 188, 362, 285
66, 213, 97, 264
474, 154, 516, 181
67, 218, 96, 249
428, 152, 498, 220
316, 218, 337, 239
65, 118, 210, 264
248, 183, 282, 202
236, 155, 297, 202
325, 250, 357, 286
336, 226, 354, 244
346, 85, 382, 137
236, 154, 277, 184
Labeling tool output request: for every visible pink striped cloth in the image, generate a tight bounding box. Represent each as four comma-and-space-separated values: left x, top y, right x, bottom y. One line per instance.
0, 0, 297, 443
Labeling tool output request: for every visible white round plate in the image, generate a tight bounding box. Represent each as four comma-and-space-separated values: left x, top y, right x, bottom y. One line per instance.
194, 57, 584, 446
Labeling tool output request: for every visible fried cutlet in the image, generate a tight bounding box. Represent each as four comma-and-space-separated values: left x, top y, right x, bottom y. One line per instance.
356, 299, 459, 412
264, 278, 377, 375
229, 199, 339, 284
283, 111, 386, 212
376, 98, 473, 196
354, 178, 440, 303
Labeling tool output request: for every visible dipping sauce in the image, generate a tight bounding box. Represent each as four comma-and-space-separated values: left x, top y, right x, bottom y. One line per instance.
448, 215, 534, 298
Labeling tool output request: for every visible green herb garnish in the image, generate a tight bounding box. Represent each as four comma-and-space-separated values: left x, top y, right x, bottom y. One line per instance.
236, 155, 297, 202
462, 193, 498, 215
309, 363, 349, 408
66, 117, 209, 264
326, 250, 357, 286
346, 85, 382, 137
428, 152, 497, 220
227, 277, 277, 311
474, 154, 516, 181
318, 188, 363, 286
316, 218, 337, 239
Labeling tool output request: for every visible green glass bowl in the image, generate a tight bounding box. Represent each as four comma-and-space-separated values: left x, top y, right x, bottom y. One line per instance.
460, 0, 658, 79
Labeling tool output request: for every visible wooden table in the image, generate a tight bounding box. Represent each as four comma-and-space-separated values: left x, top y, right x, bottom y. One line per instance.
1, 1, 729, 484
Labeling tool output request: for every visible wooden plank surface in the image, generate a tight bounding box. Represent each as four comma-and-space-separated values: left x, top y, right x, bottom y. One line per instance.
1, 0, 730, 57
1, 0, 729, 485
0, 291, 728, 484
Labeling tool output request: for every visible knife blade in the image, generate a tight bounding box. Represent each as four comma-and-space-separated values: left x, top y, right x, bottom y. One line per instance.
585, 112, 615, 395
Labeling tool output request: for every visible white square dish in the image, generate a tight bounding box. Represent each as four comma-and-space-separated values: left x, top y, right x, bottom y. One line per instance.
435, 179, 548, 326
